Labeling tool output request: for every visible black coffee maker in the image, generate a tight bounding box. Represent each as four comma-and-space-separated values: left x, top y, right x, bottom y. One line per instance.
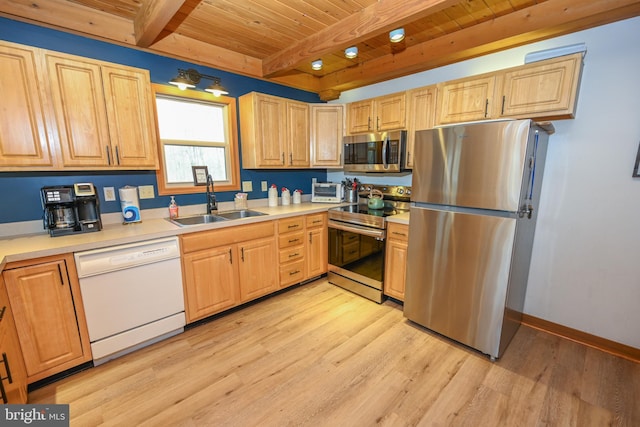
42, 183, 102, 237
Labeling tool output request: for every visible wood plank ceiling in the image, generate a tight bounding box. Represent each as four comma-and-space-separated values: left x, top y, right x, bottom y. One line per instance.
1, 0, 639, 100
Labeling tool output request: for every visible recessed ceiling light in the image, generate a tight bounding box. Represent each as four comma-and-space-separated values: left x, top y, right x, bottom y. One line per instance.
345, 46, 358, 59
311, 59, 323, 70
389, 28, 405, 43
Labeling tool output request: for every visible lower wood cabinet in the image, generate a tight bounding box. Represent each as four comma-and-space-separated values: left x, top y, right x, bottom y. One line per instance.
277, 216, 306, 289
305, 213, 328, 280
2, 254, 92, 383
384, 223, 409, 301
0, 275, 28, 403
180, 221, 278, 323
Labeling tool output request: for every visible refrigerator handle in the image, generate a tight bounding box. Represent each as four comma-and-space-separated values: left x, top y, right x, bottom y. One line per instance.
382, 135, 389, 169
526, 132, 540, 200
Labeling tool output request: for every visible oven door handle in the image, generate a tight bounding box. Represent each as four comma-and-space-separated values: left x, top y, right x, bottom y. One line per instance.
328, 220, 385, 240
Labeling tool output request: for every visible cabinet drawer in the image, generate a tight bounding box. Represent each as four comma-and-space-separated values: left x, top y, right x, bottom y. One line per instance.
387, 223, 409, 242
278, 217, 304, 233
279, 230, 305, 248
279, 245, 304, 263
181, 221, 274, 254
305, 213, 326, 228
279, 260, 305, 287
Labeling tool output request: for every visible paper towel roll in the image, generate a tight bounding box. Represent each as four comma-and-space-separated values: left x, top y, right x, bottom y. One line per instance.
119, 186, 141, 223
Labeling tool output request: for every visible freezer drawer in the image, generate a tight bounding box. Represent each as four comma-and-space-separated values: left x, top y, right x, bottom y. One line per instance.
404, 207, 517, 358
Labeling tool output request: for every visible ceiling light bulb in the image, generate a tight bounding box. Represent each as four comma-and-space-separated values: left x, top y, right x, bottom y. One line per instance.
345, 46, 358, 59
311, 59, 323, 70
389, 28, 405, 43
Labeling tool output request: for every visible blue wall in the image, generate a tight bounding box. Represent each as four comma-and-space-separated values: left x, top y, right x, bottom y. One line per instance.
0, 17, 327, 223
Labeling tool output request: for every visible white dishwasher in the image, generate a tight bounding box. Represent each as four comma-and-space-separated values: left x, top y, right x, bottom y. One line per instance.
75, 236, 185, 365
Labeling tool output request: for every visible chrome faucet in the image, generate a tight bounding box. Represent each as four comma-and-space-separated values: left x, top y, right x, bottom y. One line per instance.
206, 174, 218, 215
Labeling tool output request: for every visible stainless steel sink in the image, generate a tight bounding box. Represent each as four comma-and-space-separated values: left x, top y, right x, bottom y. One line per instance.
169, 210, 267, 226
169, 214, 229, 226
215, 209, 268, 220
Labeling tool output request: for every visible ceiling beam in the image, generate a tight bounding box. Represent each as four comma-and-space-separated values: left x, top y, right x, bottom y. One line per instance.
261, 0, 460, 78
134, 0, 187, 47
319, 0, 640, 94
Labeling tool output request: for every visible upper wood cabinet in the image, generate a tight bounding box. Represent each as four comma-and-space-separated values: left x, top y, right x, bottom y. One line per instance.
0, 42, 54, 169
240, 92, 310, 169
347, 92, 406, 134
497, 52, 583, 120
46, 53, 158, 169
437, 75, 496, 125
0, 40, 158, 171
405, 85, 437, 169
3, 254, 92, 384
310, 104, 343, 168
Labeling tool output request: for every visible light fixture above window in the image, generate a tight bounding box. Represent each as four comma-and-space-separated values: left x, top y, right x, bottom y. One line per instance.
169, 68, 228, 96
389, 28, 405, 43
345, 46, 358, 59
311, 59, 323, 70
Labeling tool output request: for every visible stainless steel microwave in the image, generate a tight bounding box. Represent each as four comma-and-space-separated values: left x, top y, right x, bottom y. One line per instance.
343, 130, 407, 173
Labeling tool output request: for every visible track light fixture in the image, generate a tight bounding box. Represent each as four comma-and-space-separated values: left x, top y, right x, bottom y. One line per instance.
389, 28, 405, 43
345, 46, 358, 59
169, 68, 228, 96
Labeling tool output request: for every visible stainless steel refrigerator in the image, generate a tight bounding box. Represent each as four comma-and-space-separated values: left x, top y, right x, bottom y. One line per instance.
404, 119, 550, 359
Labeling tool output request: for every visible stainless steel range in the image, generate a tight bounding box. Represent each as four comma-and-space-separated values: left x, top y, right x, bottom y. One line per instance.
328, 184, 411, 303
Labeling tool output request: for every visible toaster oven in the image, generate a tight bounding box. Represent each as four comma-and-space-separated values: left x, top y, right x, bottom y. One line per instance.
311, 182, 343, 203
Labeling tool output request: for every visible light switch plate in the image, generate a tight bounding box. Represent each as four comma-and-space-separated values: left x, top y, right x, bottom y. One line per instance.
261, 181, 268, 191
242, 181, 253, 192
103, 187, 116, 201
138, 185, 155, 199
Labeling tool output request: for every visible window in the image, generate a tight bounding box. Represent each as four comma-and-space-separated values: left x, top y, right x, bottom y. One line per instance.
152, 84, 240, 195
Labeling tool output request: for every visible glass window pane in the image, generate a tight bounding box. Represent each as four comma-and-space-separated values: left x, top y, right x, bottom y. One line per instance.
156, 97, 225, 142
164, 145, 227, 183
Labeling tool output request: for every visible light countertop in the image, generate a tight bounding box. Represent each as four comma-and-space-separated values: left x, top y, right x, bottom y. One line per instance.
0, 202, 342, 271
386, 211, 410, 225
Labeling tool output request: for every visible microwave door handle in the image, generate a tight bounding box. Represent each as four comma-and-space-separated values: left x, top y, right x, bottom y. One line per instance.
382, 135, 389, 169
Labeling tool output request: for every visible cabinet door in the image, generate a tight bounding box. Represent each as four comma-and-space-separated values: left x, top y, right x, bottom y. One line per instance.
0, 276, 28, 404
375, 92, 406, 131
239, 237, 278, 302
310, 104, 343, 167
256, 94, 286, 167
347, 100, 373, 134
384, 238, 408, 301
102, 65, 159, 169
286, 101, 310, 167
4, 259, 89, 380
437, 76, 495, 124
0, 43, 54, 168
499, 53, 583, 119
182, 246, 239, 323
406, 86, 437, 169
306, 226, 327, 279
46, 54, 111, 167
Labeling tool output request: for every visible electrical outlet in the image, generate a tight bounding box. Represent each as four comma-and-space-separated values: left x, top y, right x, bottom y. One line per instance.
242, 181, 253, 192
103, 187, 116, 201
138, 185, 155, 199
261, 181, 268, 191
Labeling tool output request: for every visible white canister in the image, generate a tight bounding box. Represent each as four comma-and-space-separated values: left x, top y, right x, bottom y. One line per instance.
292, 190, 302, 204
119, 186, 141, 223
281, 188, 291, 206
268, 185, 278, 207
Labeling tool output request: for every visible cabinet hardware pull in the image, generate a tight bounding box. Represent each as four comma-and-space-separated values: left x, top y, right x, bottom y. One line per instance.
106, 146, 111, 165
229, 248, 233, 264
0, 374, 6, 404
484, 99, 489, 118
281, 153, 285, 165
392, 232, 407, 237
57, 263, 64, 285
115, 146, 121, 165
288, 224, 298, 229
289, 152, 293, 165
288, 238, 299, 243
309, 232, 312, 243
1, 353, 13, 384
241, 247, 245, 262
0, 306, 5, 322
289, 270, 300, 276
407, 152, 411, 165
313, 220, 322, 224
501, 95, 506, 115
376, 116, 380, 131
367, 116, 371, 130
288, 253, 299, 258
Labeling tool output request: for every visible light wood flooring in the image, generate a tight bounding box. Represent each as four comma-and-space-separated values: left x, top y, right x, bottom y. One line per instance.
30, 279, 639, 426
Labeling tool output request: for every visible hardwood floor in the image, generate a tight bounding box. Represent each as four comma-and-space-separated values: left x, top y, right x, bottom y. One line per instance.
29, 279, 639, 426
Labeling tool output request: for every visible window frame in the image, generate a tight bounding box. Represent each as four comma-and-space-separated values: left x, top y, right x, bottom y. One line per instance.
152, 83, 241, 196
